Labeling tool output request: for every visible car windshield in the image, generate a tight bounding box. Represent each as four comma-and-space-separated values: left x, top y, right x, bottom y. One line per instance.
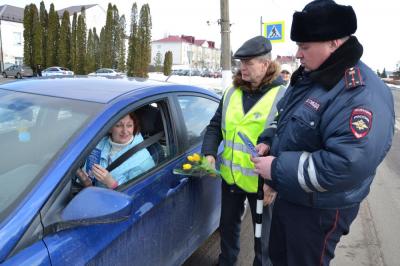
0, 89, 102, 219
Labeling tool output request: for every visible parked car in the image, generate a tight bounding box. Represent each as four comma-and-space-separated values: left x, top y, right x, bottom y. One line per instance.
88, 68, 125, 77
190, 69, 201, 76
211, 70, 222, 78
41, 66, 74, 77
0, 77, 221, 265
200, 69, 213, 78
2, 64, 34, 79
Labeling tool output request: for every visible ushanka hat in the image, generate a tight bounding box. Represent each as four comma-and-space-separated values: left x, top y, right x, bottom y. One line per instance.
291, 0, 357, 42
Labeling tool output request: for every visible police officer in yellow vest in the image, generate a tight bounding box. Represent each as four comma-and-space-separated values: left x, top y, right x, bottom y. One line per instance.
201, 36, 286, 266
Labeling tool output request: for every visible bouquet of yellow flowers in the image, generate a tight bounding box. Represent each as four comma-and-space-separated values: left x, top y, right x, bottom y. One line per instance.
173, 153, 221, 177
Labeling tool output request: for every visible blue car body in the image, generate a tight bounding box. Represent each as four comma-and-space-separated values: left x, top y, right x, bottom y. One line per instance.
0, 77, 222, 265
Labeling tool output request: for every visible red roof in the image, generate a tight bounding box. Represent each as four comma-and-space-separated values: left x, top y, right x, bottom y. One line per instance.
194, 40, 206, 46
153, 35, 189, 43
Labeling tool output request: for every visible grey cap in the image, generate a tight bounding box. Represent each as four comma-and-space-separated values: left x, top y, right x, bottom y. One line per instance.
233, 36, 272, 60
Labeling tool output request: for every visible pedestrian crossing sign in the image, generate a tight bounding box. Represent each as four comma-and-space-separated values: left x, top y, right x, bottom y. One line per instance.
263, 21, 285, 43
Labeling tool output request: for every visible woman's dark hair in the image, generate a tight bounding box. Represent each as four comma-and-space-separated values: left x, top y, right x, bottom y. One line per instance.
109, 112, 141, 137
129, 112, 141, 136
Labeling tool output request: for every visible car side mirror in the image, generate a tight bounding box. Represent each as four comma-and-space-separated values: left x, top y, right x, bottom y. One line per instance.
44, 187, 132, 235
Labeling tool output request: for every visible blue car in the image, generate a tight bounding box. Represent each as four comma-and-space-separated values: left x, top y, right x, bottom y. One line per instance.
0, 77, 221, 265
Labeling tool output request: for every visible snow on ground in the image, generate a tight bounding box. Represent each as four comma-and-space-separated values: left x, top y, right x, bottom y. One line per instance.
148, 72, 226, 95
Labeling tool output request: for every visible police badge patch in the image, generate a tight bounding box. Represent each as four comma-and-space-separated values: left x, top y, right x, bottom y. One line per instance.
350, 108, 372, 138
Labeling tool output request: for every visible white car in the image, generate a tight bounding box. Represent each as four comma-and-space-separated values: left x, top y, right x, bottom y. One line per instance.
42, 66, 74, 77
88, 68, 125, 77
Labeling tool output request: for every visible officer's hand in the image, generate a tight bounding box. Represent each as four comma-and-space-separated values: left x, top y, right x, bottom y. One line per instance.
251, 156, 275, 180
255, 143, 270, 156
205, 155, 216, 170
263, 184, 277, 206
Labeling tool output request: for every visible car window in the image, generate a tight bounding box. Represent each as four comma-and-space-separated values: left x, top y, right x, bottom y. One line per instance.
0, 89, 103, 220
74, 101, 172, 191
177, 95, 218, 146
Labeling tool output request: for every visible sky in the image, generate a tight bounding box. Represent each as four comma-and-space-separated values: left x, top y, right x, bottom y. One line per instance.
3, 0, 400, 71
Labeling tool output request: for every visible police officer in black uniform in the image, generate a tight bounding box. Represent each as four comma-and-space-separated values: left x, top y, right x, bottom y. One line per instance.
252, 1, 395, 265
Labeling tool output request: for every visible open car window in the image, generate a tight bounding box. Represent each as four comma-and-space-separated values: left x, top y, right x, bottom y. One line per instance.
72, 100, 173, 192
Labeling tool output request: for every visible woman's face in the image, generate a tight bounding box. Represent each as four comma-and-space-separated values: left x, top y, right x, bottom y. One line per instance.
110, 115, 134, 144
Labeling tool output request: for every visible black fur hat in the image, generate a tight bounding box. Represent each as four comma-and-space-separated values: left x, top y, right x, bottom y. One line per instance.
291, 0, 357, 42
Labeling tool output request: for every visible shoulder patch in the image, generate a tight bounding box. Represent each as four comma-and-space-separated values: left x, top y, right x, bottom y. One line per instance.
345, 67, 364, 89
349, 108, 372, 139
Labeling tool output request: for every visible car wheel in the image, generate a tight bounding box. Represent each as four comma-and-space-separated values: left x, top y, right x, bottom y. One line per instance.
240, 198, 249, 221
2, 72, 7, 78
17, 73, 22, 79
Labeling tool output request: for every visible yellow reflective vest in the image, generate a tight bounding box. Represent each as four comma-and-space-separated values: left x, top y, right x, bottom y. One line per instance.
220, 85, 285, 193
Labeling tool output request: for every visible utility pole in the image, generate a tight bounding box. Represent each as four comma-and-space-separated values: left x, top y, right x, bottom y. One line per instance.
220, 0, 231, 90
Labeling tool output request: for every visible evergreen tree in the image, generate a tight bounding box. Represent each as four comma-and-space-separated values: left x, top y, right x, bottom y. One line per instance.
76, 7, 87, 74
112, 5, 120, 69
71, 13, 78, 71
23, 4, 41, 72
46, 3, 59, 66
86, 29, 96, 73
99, 27, 106, 68
58, 11, 71, 69
32, 5, 42, 74
39, 1, 48, 67
137, 4, 152, 78
103, 3, 114, 68
117, 15, 126, 72
377, 69, 381, 77
23, 5, 33, 67
382, 68, 387, 78
163, 51, 173, 76
153, 51, 162, 72
93, 27, 101, 70
126, 3, 139, 77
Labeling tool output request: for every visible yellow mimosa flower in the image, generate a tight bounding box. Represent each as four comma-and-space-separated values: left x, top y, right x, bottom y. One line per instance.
182, 163, 192, 170
187, 155, 194, 162
192, 153, 201, 162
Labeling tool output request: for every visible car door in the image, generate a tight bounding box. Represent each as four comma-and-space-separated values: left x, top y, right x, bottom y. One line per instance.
173, 93, 222, 243
40, 94, 218, 265
9, 65, 17, 77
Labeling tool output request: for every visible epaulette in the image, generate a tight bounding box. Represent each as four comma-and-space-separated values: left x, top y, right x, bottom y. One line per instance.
345, 67, 364, 89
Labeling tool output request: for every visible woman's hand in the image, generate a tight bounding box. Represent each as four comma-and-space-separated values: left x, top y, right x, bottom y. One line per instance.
92, 164, 118, 189
76, 168, 92, 187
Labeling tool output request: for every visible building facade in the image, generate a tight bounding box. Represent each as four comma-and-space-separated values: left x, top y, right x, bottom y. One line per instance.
0, 5, 24, 71
151, 35, 221, 70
